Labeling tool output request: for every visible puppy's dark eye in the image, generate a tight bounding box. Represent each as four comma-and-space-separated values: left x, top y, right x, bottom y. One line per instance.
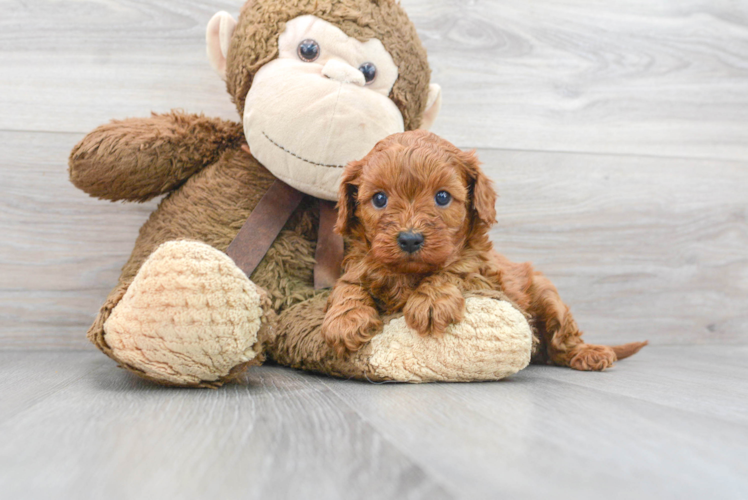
298, 39, 320, 62
372, 192, 388, 209
359, 62, 377, 84
435, 191, 452, 207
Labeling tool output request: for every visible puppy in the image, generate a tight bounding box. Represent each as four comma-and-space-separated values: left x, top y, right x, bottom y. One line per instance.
322, 130, 647, 371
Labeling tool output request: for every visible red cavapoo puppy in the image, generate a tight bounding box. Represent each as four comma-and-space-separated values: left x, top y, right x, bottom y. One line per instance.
322, 130, 646, 370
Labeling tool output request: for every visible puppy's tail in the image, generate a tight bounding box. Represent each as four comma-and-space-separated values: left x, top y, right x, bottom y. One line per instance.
612, 341, 648, 361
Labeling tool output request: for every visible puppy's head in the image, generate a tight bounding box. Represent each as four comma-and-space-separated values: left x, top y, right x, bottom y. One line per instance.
336, 130, 497, 274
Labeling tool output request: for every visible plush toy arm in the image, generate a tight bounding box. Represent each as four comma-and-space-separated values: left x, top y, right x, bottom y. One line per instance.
69, 111, 244, 202
268, 290, 534, 383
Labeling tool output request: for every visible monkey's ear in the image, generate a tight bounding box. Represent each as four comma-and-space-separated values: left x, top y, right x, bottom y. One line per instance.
460, 150, 497, 226
206, 11, 237, 80
419, 84, 442, 131
334, 160, 365, 237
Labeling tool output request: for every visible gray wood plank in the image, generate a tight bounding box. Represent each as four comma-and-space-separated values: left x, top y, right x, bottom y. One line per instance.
480, 148, 748, 346
0, 130, 159, 348
320, 346, 748, 500
0, 350, 104, 423
2, 2, 747, 497
1, 347, 746, 500
417, 0, 748, 161
2, 131, 747, 348
526, 344, 748, 425
0, 353, 453, 500
2, 0, 747, 348
0, 0, 242, 133
2, 0, 747, 161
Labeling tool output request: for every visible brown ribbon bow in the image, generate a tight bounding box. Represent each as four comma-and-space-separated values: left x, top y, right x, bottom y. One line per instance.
225, 146, 344, 289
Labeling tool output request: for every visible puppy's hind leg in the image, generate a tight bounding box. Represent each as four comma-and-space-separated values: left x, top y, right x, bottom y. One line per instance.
527, 271, 646, 371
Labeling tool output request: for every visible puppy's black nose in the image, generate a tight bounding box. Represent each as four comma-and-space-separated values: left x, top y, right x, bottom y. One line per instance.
397, 231, 424, 253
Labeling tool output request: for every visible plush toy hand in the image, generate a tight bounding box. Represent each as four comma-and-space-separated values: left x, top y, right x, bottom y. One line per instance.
271, 290, 535, 383
403, 280, 465, 336
69, 111, 243, 202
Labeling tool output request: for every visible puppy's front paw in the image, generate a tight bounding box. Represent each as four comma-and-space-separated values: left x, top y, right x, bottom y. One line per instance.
404, 288, 465, 336
322, 305, 383, 356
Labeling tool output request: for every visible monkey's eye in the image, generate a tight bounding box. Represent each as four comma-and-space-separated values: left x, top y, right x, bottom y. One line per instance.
372, 192, 388, 209
298, 39, 320, 62
359, 62, 377, 84
435, 191, 452, 207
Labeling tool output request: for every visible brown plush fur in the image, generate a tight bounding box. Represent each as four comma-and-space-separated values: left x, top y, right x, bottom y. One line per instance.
226, 0, 431, 131
69, 111, 245, 202
69, 0, 433, 386
323, 130, 647, 370
73, 114, 321, 385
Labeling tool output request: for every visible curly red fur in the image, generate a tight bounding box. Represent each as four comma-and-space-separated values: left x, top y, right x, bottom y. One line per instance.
322, 130, 647, 369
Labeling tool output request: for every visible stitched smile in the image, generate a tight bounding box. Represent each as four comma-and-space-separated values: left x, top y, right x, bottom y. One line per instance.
262, 131, 345, 169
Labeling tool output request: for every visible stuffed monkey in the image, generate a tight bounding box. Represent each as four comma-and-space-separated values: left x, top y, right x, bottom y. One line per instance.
69, 0, 534, 387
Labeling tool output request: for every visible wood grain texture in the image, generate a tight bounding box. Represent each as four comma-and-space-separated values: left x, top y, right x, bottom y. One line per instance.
415, 0, 748, 160
0, 347, 746, 500
0, 351, 103, 423
481, 148, 748, 346
0, 0, 240, 133
0, 0, 747, 348
526, 344, 748, 425
321, 347, 748, 500
0, 352, 452, 500
2, 131, 746, 347
0, 131, 159, 349
2, 3, 747, 499
2, 0, 747, 159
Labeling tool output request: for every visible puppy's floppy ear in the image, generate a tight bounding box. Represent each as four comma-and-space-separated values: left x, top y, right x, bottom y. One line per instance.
459, 150, 497, 226
335, 159, 365, 236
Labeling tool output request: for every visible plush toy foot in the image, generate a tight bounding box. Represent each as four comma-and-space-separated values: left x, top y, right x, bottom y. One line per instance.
271, 292, 534, 383
103, 240, 267, 387
363, 296, 533, 382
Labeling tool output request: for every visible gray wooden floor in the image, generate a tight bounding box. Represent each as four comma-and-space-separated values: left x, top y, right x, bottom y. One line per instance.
1, 0, 747, 498
1, 347, 747, 500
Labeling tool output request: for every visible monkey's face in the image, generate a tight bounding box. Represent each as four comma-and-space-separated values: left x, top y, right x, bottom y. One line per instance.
243, 15, 405, 200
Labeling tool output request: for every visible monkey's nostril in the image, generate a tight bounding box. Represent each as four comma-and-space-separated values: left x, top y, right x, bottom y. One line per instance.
397, 231, 424, 254
321, 59, 366, 86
